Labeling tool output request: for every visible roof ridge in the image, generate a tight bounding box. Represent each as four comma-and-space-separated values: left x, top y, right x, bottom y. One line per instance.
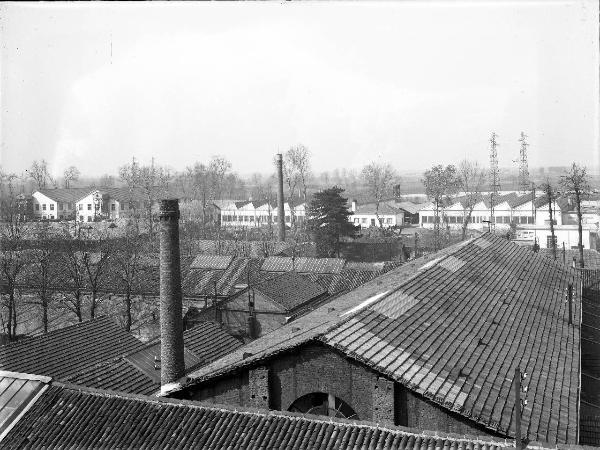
1, 316, 113, 349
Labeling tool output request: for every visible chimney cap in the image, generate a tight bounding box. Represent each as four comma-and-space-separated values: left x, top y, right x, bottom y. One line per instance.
276, 153, 283, 161
159, 199, 180, 219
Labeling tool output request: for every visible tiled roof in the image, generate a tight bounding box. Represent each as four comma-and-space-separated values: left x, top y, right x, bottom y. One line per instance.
183, 321, 243, 364
35, 188, 95, 203
64, 358, 159, 396
99, 187, 148, 202
508, 194, 534, 209
252, 272, 328, 312
65, 322, 242, 395
0, 379, 517, 450
393, 201, 425, 215
182, 258, 270, 297
482, 193, 519, 209
192, 240, 292, 258
540, 248, 600, 270
261, 256, 345, 274
190, 254, 234, 270
187, 234, 581, 444
0, 317, 145, 379
354, 202, 401, 215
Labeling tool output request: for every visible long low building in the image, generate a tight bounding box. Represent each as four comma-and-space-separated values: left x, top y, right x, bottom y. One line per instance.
418, 192, 588, 232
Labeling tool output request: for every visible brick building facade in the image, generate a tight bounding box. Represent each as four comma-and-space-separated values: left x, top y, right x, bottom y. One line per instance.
172, 343, 497, 438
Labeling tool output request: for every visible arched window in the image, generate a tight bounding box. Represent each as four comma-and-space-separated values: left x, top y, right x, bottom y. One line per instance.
288, 392, 358, 419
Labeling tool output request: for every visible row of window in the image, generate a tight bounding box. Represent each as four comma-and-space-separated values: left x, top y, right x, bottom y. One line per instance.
422, 215, 536, 224
35, 202, 77, 211
222, 215, 297, 223
353, 217, 393, 224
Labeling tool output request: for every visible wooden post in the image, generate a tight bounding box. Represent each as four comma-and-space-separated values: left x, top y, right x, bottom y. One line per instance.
568, 283, 573, 325
514, 367, 522, 450
562, 242, 566, 265
572, 256, 576, 269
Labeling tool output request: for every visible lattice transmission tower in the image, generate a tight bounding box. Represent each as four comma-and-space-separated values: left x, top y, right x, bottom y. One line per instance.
489, 132, 501, 230
518, 132, 530, 194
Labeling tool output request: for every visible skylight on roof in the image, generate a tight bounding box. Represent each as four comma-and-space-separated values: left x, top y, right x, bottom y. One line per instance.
340, 291, 390, 317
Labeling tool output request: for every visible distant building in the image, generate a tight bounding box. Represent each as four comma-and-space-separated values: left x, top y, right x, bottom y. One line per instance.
32, 188, 94, 220
217, 200, 305, 228
350, 200, 403, 228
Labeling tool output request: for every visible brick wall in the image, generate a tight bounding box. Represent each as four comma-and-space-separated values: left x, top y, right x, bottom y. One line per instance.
178, 342, 500, 438
403, 388, 492, 436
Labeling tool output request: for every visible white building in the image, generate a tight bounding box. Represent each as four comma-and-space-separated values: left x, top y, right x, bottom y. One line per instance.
32, 188, 94, 221
515, 225, 594, 250
272, 202, 306, 228
217, 200, 304, 228
350, 201, 403, 229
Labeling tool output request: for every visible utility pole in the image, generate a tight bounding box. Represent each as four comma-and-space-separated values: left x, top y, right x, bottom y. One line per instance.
567, 283, 573, 325
489, 132, 500, 232
513, 367, 528, 450
514, 367, 522, 450
518, 132, 530, 194
276, 153, 285, 242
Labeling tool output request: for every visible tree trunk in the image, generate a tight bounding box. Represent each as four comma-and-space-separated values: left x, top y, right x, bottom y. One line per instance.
125, 289, 132, 332
7, 290, 13, 341
75, 291, 82, 322
11, 296, 17, 339
90, 291, 97, 319
576, 191, 584, 268
461, 211, 473, 241
42, 297, 48, 334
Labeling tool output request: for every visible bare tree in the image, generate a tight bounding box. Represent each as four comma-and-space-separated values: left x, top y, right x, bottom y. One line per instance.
63, 166, 81, 188
286, 145, 311, 203
457, 160, 486, 240
422, 165, 459, 250
187, 156, 232, 226
112, 225, 145, 332
59, 238, 86, 322
99, 174, 115, 187
560, 162, 590, 268
28, 160, 51, 190
0, 171, 29, 340
361, 162, 398, 227
80, 228, 113, 319
208, 155, 232, 202
27, 232, 57, 334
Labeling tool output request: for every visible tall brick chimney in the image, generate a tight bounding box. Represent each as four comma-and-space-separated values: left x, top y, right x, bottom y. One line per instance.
276, 153, 285, 242
159, 199, 185, 388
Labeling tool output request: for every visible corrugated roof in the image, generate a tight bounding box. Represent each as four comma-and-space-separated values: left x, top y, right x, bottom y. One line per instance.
187, 234, 581, 444
0, 317, 145, 379
0, 380, 516, 450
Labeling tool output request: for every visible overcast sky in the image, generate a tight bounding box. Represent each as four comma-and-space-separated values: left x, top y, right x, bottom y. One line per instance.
1, 1, 598, 178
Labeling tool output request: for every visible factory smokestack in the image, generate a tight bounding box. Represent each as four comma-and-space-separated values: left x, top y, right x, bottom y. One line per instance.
159, 199, 185, 388
276, 153, 286, 242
